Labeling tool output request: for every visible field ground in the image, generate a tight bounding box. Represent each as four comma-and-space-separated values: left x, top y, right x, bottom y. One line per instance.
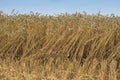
0, 12, 120, 80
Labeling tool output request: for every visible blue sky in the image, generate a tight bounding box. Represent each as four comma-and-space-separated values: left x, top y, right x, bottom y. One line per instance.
0, 0, 120, 15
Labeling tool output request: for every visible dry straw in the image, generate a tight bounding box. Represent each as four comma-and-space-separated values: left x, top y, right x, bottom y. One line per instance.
0, 12, 120, 80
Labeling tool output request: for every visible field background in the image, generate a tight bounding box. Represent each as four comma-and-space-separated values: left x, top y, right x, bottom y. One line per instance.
0, 12, 120, 80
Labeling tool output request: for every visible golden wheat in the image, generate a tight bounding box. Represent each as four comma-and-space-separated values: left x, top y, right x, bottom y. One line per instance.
0, 12, 120, 80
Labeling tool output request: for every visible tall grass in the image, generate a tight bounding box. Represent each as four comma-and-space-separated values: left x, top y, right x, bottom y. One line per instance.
0, 12, 120, 80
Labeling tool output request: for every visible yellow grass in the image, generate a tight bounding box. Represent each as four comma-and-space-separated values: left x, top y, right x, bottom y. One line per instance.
0, 12, 120, 80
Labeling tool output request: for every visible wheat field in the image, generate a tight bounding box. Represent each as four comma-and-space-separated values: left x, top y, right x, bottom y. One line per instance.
0, 12, 120, 80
